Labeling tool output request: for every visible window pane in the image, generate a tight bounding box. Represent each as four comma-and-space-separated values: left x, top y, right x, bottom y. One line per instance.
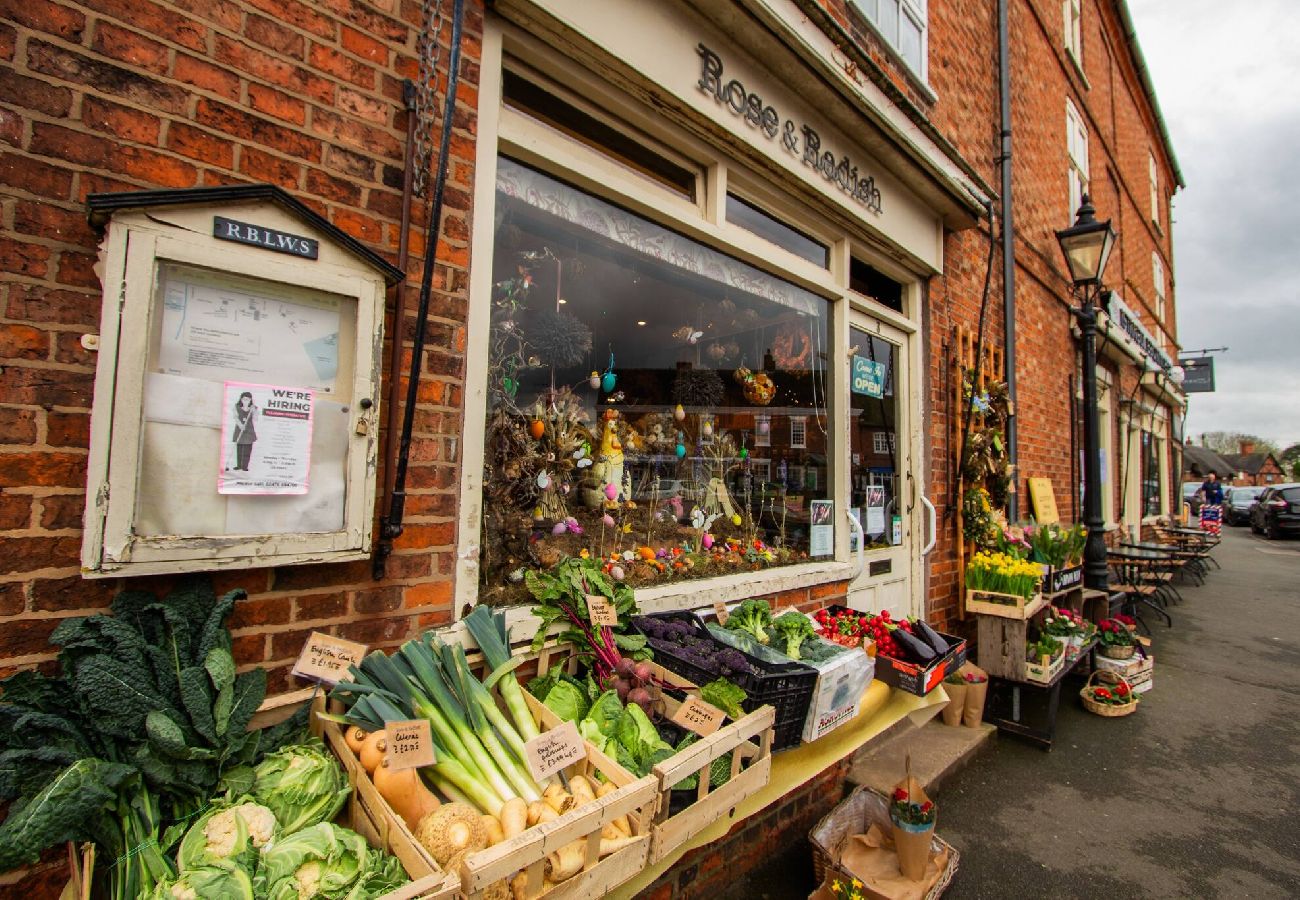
726, 193, 829, 268
850, 328, 899, 550
880, 0, 899, 43
899, 12, 923, 72
482, 159, 834, 604
849, 257, 904, 314
1141, 431, 1161, 517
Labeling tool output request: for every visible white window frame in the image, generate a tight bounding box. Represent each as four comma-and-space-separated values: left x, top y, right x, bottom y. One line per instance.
1063, 0, 1082, 62
1066, 99, 1089, 220
851, 0, 929, 82
82, 206, 388, 577
1149, 152, 1160, 227
1152, 252, 1166, 323
872, 431, 889, 455
790, 416, 808, 450
1097, 374, 1115, 524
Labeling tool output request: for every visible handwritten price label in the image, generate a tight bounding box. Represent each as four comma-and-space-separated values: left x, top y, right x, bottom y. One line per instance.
713, 601, 730, 625
670, 696, 726, 737
385, 719, 435, 771
524, 720, 587, 782
587, 595, 619, 628
291, 632, 367, 686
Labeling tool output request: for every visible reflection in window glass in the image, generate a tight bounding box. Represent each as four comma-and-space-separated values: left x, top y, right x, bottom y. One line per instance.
480, 159, 833, 605
725, 193, 829, 268
850, 328, 899, 551
1141, 430, 1161, 517
899, 12, 923, 71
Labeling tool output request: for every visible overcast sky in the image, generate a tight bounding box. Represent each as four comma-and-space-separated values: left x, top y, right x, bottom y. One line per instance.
1127, 0, 1300, 452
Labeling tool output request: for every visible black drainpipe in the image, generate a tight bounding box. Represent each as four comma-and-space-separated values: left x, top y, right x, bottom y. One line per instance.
374, 0, 466, 578
998, 0, 1019, 519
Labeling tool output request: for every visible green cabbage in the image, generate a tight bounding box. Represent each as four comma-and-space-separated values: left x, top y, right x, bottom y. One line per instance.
584, 690, 624, 738
255, 822, 406, 900
540, 679, 589, 722
151, 865, 254, 900
251, 740, 350, 834
177, 801, 278, 875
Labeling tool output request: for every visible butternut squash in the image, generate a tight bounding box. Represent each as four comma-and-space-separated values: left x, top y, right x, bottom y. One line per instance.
344, 726, 369, 756
359, 730, 388, 773
373, 759, 440, 829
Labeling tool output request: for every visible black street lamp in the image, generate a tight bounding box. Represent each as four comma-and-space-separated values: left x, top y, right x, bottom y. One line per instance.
1056, 195, 1117, 591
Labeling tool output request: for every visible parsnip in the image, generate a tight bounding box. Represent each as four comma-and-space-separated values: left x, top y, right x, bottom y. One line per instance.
526, 801, 545, 827
595, 779, 617, 799
482, 814, 504, 846
599, 835, 639, 857
500, 797, 528, 839
543, 791, 574, 815
567, 775, 595, 805
545, 841, 586, 882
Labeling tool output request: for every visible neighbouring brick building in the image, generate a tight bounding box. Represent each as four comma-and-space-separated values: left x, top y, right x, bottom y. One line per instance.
1221, 441, 1285, 487
0, 0, 1182, 895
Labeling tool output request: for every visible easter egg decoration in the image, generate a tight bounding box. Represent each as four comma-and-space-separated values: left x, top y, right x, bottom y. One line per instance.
600, 350, 617, 393
551, 522, 568, 535
503, 376, 518, 397
532, 507, 544, 521
675, 431, 687, 458
601, 513, 616, 528
603, 482, 619, 501
701, 418, 714, 439
589, 371, 602, 390
739, 446, 748, 460
610, 565, 625, 582
674, 404, 686, 422
702, 533, 714, 550
731, 514, 743, 526
528, 419, 545, 440
536, 471, 551, 490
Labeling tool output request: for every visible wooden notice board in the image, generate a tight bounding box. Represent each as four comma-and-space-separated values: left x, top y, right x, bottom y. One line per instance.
1027, 477, 1060, 524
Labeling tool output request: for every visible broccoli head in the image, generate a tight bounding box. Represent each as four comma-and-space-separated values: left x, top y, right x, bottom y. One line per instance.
772, 612, 815, 661
726, 599, 774, 645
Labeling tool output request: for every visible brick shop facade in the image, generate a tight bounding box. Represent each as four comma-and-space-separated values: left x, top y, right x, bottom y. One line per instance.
0, 0, 1182, 894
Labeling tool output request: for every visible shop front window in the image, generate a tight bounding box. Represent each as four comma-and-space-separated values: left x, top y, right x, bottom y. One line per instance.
1141, 429, 1161, 517
849, 328, 899, 550
478, 158, 833, 605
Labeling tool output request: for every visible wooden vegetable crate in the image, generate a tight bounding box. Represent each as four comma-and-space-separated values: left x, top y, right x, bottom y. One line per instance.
529, 642, 777, 866
1023, 650, 1065, 685
965, 589, 1046, 620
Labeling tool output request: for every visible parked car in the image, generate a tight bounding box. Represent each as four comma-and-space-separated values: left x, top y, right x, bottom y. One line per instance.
1249, 484, 1300, 539
1225, 486, 1264, 526
1181, 482, 1204, 515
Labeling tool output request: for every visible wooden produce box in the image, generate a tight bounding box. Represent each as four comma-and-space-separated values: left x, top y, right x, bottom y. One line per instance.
966, 589, 1047, 620
312, 695, 463, 900
1023, 650, 1066, 685
976, 616, 1034, 682
529, 643, 776, 866
461, 691, 659, 900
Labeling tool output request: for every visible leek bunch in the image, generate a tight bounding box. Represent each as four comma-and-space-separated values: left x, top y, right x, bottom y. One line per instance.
329, 625, 543, 817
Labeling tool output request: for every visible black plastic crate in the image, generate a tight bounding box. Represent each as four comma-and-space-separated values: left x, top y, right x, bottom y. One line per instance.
631, 610, 818, 751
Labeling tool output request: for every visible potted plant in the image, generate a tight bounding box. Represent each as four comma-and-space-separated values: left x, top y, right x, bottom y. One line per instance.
1097, 617, 1137, 659
1080, 670, 1139, 717
1025, 522, 1086, 592
889, 779, 937, 881
1024, 634, 1064, 683
1043, 607, 1083, 660
965, 550, 1042, 603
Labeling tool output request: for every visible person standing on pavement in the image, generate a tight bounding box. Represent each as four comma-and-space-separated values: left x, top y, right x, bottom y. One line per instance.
1199, 471, 1224, 534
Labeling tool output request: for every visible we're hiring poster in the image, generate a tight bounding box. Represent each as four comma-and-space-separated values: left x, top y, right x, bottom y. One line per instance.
219, 382, 314, 495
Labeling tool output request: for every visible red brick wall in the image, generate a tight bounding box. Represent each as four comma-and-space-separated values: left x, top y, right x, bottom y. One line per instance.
0, 1, 483, 690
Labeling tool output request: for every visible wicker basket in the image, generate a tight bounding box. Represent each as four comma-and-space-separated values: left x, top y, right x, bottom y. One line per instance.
1098, 642, 1136, 660
1080, 670, 1139, 717
810, 786, 959, 897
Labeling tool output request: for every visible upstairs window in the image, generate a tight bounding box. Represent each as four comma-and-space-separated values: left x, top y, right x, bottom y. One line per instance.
852, 0, 928, 80
1066, 99, 1089, 219
1153, 252, 1166, 323
1064, 0, 1082, 61
1149, 152, 1160, 227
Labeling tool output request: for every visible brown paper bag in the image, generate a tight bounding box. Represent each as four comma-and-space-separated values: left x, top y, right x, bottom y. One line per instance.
834, 824, 949, 899
889, 774, 935, 882
940, 681, 967, 726
961, 663, 989, 727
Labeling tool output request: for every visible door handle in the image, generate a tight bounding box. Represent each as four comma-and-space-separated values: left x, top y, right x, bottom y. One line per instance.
921, 495, 937, 556
906, 471, 916, 514
847, 508, 866, 583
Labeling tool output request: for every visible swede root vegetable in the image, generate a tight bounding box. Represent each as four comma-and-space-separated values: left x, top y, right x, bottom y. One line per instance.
415, 802, 488, 865
344, 726, 369, 755
373, 759, 440, 829
482, 814, 504, 847
359, 729, 388, 773
500, 797, 528, 839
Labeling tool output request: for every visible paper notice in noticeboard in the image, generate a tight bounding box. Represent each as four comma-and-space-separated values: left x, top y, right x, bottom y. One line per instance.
219, 382, 313, 495
157, 275, 341, 392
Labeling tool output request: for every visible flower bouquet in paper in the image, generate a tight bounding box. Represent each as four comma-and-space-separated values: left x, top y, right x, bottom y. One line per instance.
889, 774, 936, 881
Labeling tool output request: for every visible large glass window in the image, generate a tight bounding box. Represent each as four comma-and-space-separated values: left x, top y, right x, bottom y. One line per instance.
851, 0, 928, 79
479, 158, 833, 604
1141, 429, 1162, 518
849, 327, 899, 551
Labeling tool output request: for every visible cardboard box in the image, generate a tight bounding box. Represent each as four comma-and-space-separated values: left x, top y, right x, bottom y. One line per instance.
873, 632, 968, 697
800, 636, 876, 742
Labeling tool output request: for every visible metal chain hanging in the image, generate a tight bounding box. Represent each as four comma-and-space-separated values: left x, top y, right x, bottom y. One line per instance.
412, 0, 448, 199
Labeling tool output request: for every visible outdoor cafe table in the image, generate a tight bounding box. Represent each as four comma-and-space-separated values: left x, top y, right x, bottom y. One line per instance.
1107, 548, 1174, 627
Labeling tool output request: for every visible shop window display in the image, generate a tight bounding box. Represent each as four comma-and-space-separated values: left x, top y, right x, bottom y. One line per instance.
479, 158, 833, 604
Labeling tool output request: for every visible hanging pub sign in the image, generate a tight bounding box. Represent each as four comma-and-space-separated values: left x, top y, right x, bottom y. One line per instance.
696, 44, 883, 215
1178, 357, 1215, 393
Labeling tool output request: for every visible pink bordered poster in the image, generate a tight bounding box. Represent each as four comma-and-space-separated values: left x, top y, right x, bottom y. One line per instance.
219, 381, 314, 495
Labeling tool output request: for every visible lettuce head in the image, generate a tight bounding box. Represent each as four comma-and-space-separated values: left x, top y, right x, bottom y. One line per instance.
252, 740, 350, 834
